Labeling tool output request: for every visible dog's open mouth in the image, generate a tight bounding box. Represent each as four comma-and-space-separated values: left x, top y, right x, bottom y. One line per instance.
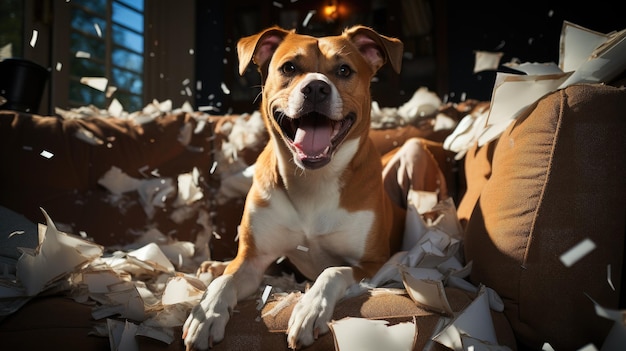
275, 111, 355, 169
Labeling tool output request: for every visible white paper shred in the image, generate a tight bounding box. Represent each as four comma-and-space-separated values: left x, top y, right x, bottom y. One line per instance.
432, 286, 498, 349
80, 77, 108, 92
76, 51, 91, 58
473, 51, 504, 73
108, 98, 124, 117
94, 23, 102, 37
40, 150, 54, 159
127, 243, 175, 273
559, 238, 596, 267
401, 269, 453, 316
29, 29, 38, 47
330, 317, 416, 351
303, 10, 316, 27
607, 264, 615, 291
161, 275, 205, 305
15, 208, 104, 296
220, 82, 230, 94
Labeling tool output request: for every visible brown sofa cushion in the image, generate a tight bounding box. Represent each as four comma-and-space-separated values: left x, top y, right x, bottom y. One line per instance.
456, 139, 497, 228
463, 84, 626, 349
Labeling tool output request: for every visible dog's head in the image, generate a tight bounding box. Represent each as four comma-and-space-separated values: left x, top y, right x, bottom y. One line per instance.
237, 26, 403, 170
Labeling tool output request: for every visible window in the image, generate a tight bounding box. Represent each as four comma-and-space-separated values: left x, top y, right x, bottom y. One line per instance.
69, 0, 144, 112
0, 0, 24, 59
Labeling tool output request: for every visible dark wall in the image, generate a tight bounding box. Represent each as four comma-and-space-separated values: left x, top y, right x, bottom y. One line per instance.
195, 1, 226, 113
196, 1, 626, 110
445, 2, 626, 102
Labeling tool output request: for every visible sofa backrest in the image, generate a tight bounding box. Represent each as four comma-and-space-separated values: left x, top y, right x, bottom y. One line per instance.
462, 83, 626, 349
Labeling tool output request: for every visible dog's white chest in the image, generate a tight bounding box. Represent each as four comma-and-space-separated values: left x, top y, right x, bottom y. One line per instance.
250, 177, 375, 277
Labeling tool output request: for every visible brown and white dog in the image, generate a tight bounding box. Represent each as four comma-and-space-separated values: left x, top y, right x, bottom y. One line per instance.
183, 25, 405, 350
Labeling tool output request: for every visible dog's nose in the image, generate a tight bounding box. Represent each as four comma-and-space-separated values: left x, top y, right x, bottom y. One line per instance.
301, 80, 330, 103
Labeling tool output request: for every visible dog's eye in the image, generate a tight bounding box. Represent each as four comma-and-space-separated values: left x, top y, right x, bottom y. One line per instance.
337, 64, 352, 78
281, 62, 297, 75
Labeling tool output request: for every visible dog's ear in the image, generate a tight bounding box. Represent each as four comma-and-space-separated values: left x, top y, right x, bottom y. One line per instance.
343, 26, 403, 74
237, 26, 292, 76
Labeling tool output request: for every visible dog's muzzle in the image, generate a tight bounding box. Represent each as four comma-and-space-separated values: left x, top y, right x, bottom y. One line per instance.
274, 80, 354, 169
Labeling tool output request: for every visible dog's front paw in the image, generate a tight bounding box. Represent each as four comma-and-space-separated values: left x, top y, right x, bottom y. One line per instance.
286, 288, 334, 349
183, 276, 236, 350
196, 260, 230, 277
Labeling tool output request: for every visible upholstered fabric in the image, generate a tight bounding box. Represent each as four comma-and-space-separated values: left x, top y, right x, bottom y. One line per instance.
464, 84, 626, 349
456, 139, 497, 227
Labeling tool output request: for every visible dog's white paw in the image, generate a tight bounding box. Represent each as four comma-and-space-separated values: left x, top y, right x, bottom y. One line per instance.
183, 275, 237, 350
286, 289, 334, 349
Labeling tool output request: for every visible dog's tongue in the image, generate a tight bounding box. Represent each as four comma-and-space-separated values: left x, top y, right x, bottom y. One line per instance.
293, 117, 332, 156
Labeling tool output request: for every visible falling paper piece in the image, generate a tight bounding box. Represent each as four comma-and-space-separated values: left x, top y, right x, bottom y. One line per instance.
80, 77, 108, 92
433, 286, 498, 349
303, 10, 316, 27
329, 317, 416, 351
76, 51, 91, 58
30, 30, 38, 47
473, 51, 503, 73
40, 150, 54, 159
221, 82, 230, 94
607, 264, 615, 291
15, 208, 104, 296
560, 238, 596, 267
94, 23, 102, 37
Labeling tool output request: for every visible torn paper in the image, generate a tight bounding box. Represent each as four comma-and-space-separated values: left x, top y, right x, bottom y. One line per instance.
161, 275, 205, 305
477, 71, 572, 146
401, 268, 453, 316
559, 238, 596, 267
80, 77, 108, 92
15, 208, 104, 296
433, 285, 498, 349
329, 317, 416, 351
474, 51, 504, 73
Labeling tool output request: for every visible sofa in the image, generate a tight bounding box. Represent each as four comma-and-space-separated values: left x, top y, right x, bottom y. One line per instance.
0, 82, 624, 351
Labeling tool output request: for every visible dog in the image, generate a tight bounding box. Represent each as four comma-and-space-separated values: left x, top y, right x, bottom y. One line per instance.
183, 25, 405, 350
